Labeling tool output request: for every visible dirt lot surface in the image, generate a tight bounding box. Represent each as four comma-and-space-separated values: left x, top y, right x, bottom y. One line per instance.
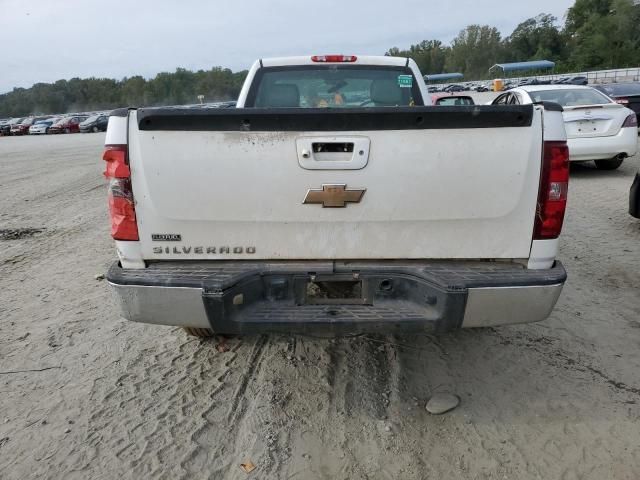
1, 133, 639, 480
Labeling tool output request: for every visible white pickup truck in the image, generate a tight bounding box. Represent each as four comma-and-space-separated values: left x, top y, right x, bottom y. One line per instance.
104, 55, 568, 337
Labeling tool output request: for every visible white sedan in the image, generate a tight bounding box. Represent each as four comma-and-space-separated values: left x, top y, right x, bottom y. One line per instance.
492, 85, 638, 170
28, 118, 58, 135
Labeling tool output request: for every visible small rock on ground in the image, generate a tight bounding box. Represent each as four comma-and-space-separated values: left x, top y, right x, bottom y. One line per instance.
426, 393, 460, 415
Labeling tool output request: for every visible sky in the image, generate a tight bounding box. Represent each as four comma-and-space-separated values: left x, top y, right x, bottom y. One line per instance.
0, 0, 576, 94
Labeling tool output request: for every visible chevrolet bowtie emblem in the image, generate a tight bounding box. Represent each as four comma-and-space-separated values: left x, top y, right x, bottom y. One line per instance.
303, 184, 366, 208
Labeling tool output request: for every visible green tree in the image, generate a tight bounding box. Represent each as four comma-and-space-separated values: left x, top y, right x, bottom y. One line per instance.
504, 14, 565, 63
0, 66, 247, 117
564, 0, 640, 69
445, 25, 503, 79
385, 40, 450, 75
121, 76, 146, 106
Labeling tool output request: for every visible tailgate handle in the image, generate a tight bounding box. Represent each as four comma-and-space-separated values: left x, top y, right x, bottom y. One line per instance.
297, 137, 370, 170
312, 142, 354, 153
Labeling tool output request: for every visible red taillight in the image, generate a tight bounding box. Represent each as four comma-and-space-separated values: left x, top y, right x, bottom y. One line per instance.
534, 141, 569, 240
103, 144, 138, 241
622, 113, 638, 128
615, 97, 629, 105
103, 145, 130, 178
311, 55, 357, 63
108, 179, 139, 240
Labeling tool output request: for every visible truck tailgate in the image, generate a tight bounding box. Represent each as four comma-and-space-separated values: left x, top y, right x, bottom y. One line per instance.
127, 106, 542, 260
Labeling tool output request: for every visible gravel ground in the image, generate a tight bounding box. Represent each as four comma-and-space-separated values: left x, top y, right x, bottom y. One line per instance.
1, 133, 639, 480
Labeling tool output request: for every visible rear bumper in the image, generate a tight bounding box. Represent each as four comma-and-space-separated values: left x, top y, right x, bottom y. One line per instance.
107, 260, 566, 334
568, 127, 638, 161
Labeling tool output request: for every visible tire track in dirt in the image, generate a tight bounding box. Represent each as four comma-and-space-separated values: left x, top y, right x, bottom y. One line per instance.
490, 328, 640, 399
79, 333, 236, 479
226, 335, 269, 424
179, 335, 277, 478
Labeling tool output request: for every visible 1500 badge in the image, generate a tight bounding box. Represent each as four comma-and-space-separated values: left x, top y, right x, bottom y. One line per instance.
151, 234, 181, 241
153, 246, 256, 254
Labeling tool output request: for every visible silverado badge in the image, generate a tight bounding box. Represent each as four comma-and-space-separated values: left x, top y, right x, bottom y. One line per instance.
303, 184, 366, 208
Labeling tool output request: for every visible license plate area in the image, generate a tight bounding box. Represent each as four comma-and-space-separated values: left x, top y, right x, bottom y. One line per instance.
294, 275, 371, 305
576, 120, 597, 132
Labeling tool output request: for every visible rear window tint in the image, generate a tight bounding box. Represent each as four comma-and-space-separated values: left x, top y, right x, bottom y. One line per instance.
436, 96, 474, 106
529, 88, 611, 107
596, 83, 640, 96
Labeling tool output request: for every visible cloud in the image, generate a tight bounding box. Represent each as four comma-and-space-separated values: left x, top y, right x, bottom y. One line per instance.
0, 0, 575, 93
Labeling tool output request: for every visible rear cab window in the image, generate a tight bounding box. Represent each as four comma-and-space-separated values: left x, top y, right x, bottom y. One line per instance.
245, 65, 423, 108
436, 96, 474, 106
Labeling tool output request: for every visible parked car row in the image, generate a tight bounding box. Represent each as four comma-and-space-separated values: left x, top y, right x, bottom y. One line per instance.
503, 76, 589, 91
0, 113, 109, 136
0, 117, 24, 135
428, 83, 490, 93
427, 75, 591, 94
0, 102, 235, 138
0, 103, 238, 137
11, 116, 44, 135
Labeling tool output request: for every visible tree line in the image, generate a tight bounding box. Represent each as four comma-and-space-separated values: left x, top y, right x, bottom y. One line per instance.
387, 0, 640, 80
1, 0, 639, 117
0, 68, 247, 118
